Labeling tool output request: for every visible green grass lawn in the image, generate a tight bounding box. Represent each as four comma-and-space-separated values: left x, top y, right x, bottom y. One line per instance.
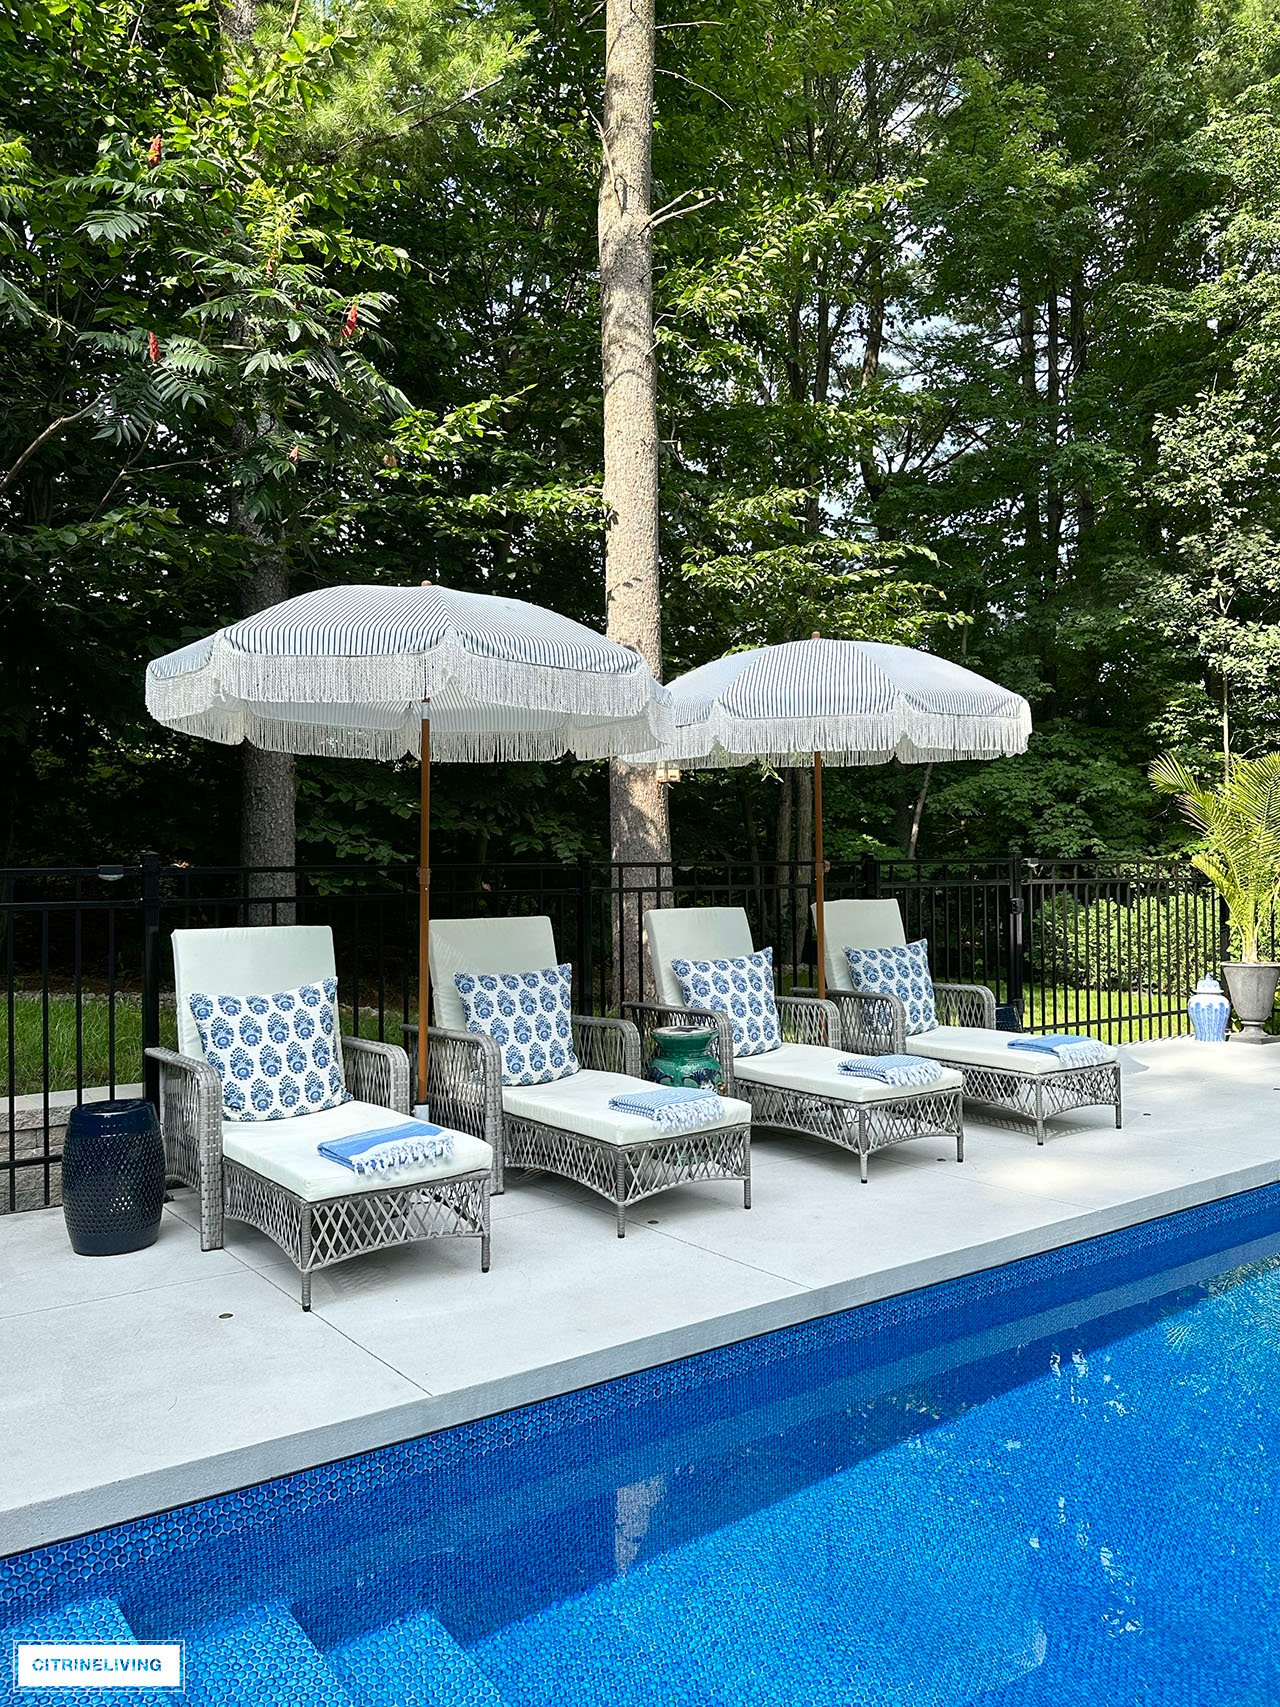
2, 994, 424, 1098
3, 985, 1198, 1098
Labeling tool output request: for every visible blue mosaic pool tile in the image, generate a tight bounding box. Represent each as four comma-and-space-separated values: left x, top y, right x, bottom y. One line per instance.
330, 1607, 506, 1707
182, 1603, 352, 1707
0, 1597, 168, 1707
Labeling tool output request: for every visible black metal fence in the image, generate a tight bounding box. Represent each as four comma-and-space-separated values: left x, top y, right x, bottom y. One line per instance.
2, 852, 1228, 1211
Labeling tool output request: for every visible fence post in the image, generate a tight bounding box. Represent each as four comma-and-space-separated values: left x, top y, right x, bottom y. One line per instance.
141, 850, 162, 1108
859, 853, 880, 898
576, 852, 595, 1015
1007, 851, 1026, 1018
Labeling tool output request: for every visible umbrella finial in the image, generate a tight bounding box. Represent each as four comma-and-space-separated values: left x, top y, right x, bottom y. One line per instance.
811, 629, 821, 640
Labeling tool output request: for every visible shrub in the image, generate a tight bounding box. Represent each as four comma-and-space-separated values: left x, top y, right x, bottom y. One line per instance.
1031, 890, 1222, 995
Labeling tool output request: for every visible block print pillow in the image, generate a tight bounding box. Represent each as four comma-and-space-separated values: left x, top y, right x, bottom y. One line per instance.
454, 963, 580, 1087
843, 941, 938, 1036
189, 978, 350, 1121
670, 948, 782, 1058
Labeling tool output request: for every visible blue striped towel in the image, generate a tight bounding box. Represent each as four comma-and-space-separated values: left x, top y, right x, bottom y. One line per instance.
838, 1054, 944, 1087
608, 1086, 727, 1132
318, 1120, 454, 1174
1008, 1034, 1113, 1068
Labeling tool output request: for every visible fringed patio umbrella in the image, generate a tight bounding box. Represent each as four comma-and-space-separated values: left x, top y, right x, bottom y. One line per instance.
146, 582, 671, 1107
631, 636, 1031, 998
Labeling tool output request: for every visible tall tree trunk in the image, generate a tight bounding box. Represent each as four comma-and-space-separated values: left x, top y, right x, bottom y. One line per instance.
1046, 278, 1063, 582
1069, 269, 1095, 559
221, 0, 297, 905
1018, 283, 1043, 591
599, 0, 668, 1002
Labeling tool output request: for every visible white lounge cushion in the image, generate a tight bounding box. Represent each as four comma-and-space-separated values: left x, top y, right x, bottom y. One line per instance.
813, 899, 908, 994
429, 916, 559, 1032
221, 1100, 492, 1201
644, 907, 756, 1008
502, 1069, 751, 1147
731, 1042, 963, 1103
173, 925, 337, 1061
901, 1027, 1117, 1073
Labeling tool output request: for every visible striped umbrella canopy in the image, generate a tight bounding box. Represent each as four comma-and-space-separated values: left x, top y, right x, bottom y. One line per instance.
146, 583, 672, 1105
632, 637, 1031, 997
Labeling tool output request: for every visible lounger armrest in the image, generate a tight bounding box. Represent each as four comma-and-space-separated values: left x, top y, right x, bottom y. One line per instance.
776, 995, 839, 1049
934, 982, 998, 1029
623, 1001, 738, 1094
402, 1023, 504, 1153
145, 1047, 224, 1250
828, 990, 907, 1054
572, 1014, 641, 1077
341, 1034, 411, 1114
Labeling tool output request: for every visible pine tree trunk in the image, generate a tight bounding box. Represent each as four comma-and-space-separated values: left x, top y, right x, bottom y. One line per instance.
599, 0, 669, 1002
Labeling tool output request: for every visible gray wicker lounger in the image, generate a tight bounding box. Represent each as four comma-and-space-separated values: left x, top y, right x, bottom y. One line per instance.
149, 925, 492, 1308
419, 915, 752, 1235
814, 899, 1123, 1144
633, 906, 965, 1183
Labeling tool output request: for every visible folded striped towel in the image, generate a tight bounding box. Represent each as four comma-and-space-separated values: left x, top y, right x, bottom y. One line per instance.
608, 1086, 727, 1132
1008, 1034, 1114, 1069
838, 1054, 944, 1086
318, 1120, 454, 1174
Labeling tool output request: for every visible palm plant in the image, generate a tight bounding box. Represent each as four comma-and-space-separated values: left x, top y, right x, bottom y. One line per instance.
1150, 753, 1280, 963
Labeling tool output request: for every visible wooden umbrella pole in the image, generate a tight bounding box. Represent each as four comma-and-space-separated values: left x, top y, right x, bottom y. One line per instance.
813, 747, 826, 1001
417, 710, 431, 1110
809, 629, 827, 1002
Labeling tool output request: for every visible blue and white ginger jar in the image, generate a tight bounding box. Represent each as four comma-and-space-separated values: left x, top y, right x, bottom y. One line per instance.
1188, 975, 1231, 1043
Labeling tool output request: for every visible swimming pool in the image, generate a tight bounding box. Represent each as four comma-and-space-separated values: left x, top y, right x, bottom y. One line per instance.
6, 1182, 1280, 1705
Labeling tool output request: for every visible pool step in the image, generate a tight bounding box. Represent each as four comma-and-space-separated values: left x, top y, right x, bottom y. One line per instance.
182, 1601, 355, 1707
332, 1607, 507, 1707
0, 1597, 168, 1707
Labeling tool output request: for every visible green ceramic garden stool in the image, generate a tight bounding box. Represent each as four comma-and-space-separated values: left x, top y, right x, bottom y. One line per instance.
648, 1026, 723, 1093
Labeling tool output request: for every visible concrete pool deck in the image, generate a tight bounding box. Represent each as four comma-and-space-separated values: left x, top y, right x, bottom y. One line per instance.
3, 1036, 1280, 1556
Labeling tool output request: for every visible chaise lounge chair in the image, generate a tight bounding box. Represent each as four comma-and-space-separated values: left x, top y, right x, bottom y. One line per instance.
814, 899, 1123, 1143
419, 915, 753, 1235
149, 925, 493, 1307
635, 906, 965, 1183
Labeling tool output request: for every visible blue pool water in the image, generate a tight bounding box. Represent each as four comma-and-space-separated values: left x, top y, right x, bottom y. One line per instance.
7, 1184, 1280, 1704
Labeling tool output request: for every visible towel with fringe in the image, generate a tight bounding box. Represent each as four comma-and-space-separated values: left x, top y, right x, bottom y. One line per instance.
609, 1086, 727, 1132
1008, 1034, 1114, 1069
318, 1119, 454, 1174
838, 1054, 944, 1086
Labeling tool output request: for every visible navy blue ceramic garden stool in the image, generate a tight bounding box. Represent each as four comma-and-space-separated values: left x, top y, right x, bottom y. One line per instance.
62, 1098, 165, 1256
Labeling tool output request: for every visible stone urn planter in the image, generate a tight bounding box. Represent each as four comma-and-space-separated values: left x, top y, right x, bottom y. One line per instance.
1220, 962, 1280, 1044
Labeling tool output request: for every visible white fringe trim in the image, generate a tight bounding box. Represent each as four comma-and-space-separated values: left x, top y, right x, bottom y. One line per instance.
610, 1093, 726, 1132
625, 701, 1032, 767
343, 1133, 454, 1173
149, 634, 658, 716
143, 703, 670, 763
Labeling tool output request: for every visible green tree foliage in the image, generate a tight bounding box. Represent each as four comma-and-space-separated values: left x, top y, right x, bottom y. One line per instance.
5, 0, 1280, 871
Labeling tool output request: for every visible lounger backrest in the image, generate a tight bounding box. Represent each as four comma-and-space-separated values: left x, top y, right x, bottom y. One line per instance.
812, 899, 907, 992
429, 915, 559, 1031
172, 926, 337, 1061
644, 906, 757, 1008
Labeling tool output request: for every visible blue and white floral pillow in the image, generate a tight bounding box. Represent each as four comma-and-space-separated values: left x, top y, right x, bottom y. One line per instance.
454, 964, 580, 1087
189, 979, 350, 1121
670, 948, 782, 1058
843, 941, 938, 1036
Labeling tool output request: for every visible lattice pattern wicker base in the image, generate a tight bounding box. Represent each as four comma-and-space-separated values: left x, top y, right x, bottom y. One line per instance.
223, 1159, 491, 1309
745, 1083, 964, 1183
959, 1060, 1123, 1143
506, 1118, 752, 1236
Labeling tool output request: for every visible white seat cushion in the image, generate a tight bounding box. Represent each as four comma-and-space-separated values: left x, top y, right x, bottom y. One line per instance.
731, 1042, 963, 1102
902, 1027, 1117, 1073
221, 1101, 493, 1201
502, 1069, 751, 1147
